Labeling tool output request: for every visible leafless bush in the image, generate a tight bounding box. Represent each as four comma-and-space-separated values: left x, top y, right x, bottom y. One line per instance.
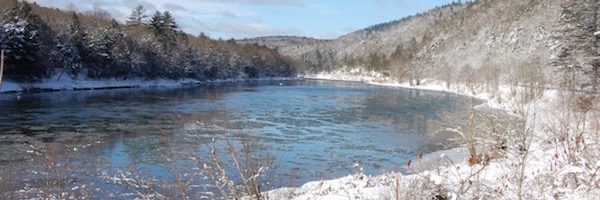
199, 133, 272, 200
442, 99, 509, 166
402, 150, 491, 200
544, 90, 600, 197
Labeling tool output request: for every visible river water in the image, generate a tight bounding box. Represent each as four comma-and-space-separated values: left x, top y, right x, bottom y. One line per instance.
0, 80, 477, 198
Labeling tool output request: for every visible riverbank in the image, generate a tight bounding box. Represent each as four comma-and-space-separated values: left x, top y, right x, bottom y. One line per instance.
0, 72, 300, 93
302, 69, 511, 111
264, 71, 598, 199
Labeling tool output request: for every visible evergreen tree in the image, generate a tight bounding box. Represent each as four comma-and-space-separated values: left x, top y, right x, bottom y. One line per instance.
162, 11, 179, 31
1, 18, 42, 80
149, 11, 179, 50
149, 11, 164, 34
0, 1, 47, 81
0, 0, 294, 81
161, 11, 179, 50
86, 30, 114, 78
54, 36, 82, 78
126, 5, 148, 26
68, 12, 86, 53
106, 20, 132, 78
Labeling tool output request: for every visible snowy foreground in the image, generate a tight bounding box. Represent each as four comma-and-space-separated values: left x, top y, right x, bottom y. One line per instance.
0, 73, 299, 93
261, 69, 600, 199
3, 69, 598, 199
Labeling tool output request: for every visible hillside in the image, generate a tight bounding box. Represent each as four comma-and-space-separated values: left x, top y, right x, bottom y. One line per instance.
242, 0, 597, 90
0, 0, 295, 86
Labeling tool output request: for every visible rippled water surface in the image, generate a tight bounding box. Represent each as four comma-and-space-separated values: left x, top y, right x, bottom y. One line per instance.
0, 80, 476, 197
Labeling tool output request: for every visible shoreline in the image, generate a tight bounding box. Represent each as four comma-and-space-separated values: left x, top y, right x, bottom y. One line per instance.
264, 74, 518, 199
4, 72, 575, 199
303, 74, 503, 111
0, 76, 302, 94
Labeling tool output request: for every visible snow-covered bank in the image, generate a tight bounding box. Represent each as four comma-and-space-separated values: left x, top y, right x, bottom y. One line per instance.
0, 78, 201, 93
0, 81, 22, 93
303, 69, 513, 111
302, 67, 388, 83
0, 73, 300, 93
270, 71, 599, 199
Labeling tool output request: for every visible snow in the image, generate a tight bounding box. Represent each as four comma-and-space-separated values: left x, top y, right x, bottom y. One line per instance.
272, 69, 600, 199
0, 81, 22, 93
303, 67, 387, 83
0, 72, 300, 93
3, 67, 598, 199
303, 68, 496, 107
595, 31, 600, 38
0, 76, 200, 93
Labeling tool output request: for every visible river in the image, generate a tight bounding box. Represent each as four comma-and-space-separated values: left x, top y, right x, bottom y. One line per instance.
0, 80, 477, 198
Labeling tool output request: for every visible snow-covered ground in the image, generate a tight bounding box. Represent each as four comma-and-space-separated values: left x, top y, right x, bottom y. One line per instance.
0, 72, 299, 93
3, 69, 598, 199
303, 67, 389, 83
271, 69, 600, 199
303, 68, 515, 111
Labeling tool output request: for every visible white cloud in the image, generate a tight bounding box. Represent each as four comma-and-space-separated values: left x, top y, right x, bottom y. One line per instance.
27, 0, 449, 39
29, 0, 271, 37
163, 3, 187, 12
219, 10, 237, 18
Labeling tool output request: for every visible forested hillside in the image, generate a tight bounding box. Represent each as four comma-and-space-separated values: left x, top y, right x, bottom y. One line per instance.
0, 0, 295, 82
242, 0, 599, 91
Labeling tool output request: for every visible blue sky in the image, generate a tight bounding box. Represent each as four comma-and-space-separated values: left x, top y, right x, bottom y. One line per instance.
30, 0, 455, 39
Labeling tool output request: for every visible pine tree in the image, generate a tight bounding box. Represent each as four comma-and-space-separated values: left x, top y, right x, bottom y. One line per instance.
86, 30, 114, 78
149, 11, 164, 34
126, 5, 148, 26
162, 11, 179, 50
107, 20, 133, 78
0, 1, 47, 81
68, 12, 86, 52
149, 11, 179, 51
55, 37, 82, 78
162, 11, 179, 31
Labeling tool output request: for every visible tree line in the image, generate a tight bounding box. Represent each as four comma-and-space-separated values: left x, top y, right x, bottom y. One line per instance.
0, 1, 295, 82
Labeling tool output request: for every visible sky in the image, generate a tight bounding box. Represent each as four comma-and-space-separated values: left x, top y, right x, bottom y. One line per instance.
29, 0, 455, 39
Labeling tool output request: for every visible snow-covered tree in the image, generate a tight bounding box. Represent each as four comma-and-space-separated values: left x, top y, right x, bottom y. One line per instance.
105, 19, 134, 79
149, 11, 179, 51
553, 0, 600, 90
68, 12, 85, 47
54, 37, 82, 78
0, 0, 295, 81
67, 12, 87, 69
0, 1, 49, 81
85, 30, 114, 78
